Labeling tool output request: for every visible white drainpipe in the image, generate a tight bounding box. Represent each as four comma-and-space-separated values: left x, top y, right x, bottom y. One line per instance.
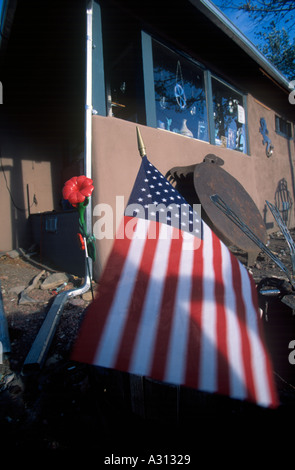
23, 1, 94, 371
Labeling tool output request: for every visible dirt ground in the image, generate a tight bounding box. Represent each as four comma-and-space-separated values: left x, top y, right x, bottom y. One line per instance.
0, 232, 295, 452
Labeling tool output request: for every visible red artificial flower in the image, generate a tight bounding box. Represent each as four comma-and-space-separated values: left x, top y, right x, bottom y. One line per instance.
62, 175, 94, 207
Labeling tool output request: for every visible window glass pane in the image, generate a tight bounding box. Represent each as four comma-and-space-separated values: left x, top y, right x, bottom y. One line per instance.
101, 4, 145, 123
212, 78, 247, 153
275, 115, 292, 138
152, 40, 208, 142
106, 43, 141, 121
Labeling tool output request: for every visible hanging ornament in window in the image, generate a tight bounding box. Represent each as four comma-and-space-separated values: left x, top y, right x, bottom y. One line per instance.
120, 81, 126, 94
190, 85, 196, 115
190, 105, 196, 115
160, 96, 167, 109
236, 127, 244, 152
174, 61, 187, 109
228, 99, 234, 114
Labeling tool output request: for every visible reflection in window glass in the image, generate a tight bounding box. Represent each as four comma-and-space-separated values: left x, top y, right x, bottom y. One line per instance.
275, 115, 292, 139
212, 78, 247, 153
152, 40, 208, 141
101, 4, 145, 124
107, 43, 141, 122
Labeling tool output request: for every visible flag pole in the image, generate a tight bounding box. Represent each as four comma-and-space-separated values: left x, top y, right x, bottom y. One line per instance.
136, 125, 183, 421
136, 127, 146, 158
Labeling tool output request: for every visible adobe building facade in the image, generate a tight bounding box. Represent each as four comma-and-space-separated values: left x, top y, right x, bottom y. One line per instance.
89, 0, 295, 275
1, 0, 294, 279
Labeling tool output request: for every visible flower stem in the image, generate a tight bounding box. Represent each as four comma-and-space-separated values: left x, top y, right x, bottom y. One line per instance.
77, 199, 88, 236
76, 198, 96, 262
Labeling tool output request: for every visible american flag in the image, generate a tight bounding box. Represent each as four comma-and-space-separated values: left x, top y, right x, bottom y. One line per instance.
71, 155, 278, 408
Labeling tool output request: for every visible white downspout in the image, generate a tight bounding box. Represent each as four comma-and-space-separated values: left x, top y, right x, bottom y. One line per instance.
23, 1, 94, 371
85, 0, 93, 264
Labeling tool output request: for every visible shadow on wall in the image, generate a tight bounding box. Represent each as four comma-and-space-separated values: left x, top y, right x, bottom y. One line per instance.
0, 131, 63, 252
262, 178, 293, 231
0, 153, 31, 250
275, 178, 293, 228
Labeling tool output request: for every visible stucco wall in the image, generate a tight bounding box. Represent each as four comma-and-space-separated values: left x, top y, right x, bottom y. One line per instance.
91, 104, 295, 275
247, 95, 295, 230
0, 132, 63, 252
2, 91, 293, 273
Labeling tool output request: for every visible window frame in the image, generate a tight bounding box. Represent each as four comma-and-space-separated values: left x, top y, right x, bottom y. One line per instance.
209, 74, 250, 154
141, 32, 250, 155
92, 1, 107, 117
275, 115, 292, 140
142, 31, 157, 128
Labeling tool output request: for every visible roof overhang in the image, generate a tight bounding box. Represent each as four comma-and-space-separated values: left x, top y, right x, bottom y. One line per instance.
0, 0, 17, 51
189, 0, 290, 92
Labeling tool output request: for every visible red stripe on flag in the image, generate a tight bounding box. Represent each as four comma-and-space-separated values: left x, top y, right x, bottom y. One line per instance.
185, 239, 204, 389
71, 217, 136, 364
149, 229, 183, 381
230, 254, 257, 403
114, 222, 159, 371
212, 233, 230, 396
249, 273, 279, 407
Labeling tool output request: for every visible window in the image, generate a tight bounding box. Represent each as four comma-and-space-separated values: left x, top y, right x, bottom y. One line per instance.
212, 77, 247, 153
105, 42, 142, 122
97, 15, 250, 154
152, 40, 209, 142
101, 4, 145, 123
275, 115, 292, 139
145, 38, 249, 153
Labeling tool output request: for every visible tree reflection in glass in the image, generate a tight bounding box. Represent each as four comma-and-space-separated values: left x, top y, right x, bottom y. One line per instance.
152, 40, 209, 142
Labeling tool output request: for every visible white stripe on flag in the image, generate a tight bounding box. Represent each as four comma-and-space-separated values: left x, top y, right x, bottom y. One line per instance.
239, 264, 272, 407
221, 241, 247, 401
165, 233, 195, 384
94, 218, 150, 368
129, 223, 174, 376
198, 223, 217, 393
